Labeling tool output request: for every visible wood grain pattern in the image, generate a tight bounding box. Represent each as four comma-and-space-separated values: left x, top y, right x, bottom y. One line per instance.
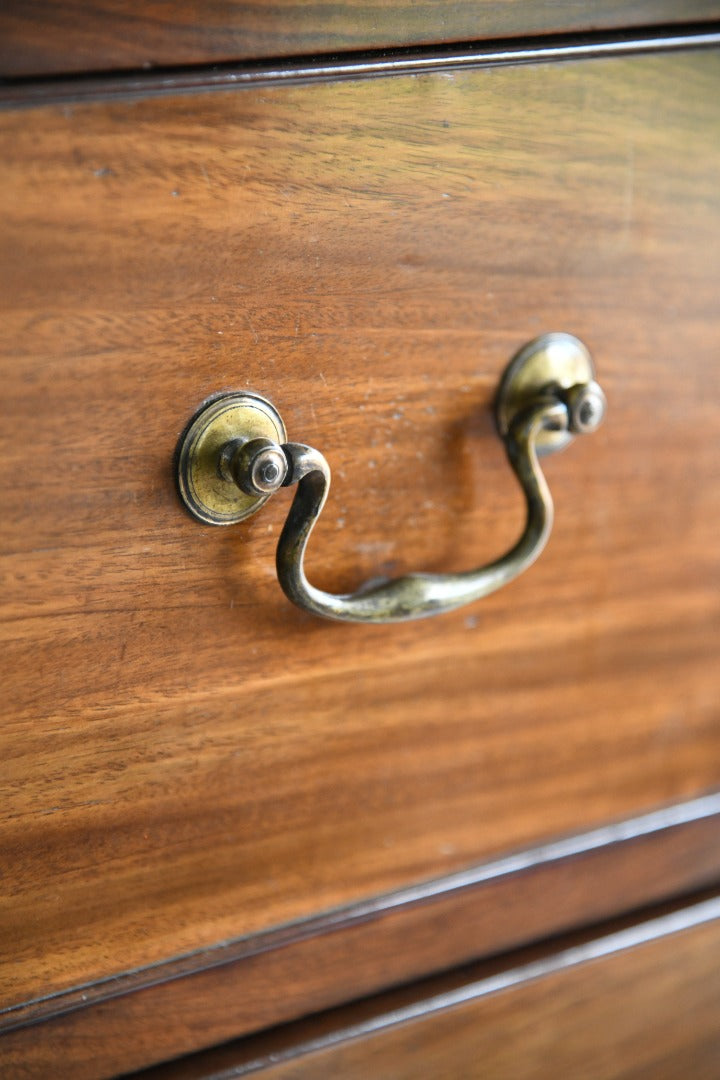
1, 49, 720, 1068
142, 893, 720, 1079
3, 801, 720, 1078
2, 2, 720, 78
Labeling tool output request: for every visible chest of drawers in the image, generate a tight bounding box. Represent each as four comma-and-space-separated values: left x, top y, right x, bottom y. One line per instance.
2, 6, 720, 1076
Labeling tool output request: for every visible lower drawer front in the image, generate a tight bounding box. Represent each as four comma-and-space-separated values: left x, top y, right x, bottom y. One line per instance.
1, 46, 720, 1064
148, 896, 720, 1080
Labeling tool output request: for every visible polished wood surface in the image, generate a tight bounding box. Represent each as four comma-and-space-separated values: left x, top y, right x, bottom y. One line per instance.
3, 2, 720, 78
2, 49, 720, 1070
146, 894, 720, 1079
4, 801, 720, 1077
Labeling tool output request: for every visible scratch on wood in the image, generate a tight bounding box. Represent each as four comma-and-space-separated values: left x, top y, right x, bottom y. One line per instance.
245, 313, 259, 343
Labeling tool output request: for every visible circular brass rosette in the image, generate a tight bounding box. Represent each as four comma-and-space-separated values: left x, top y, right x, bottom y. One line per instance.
495, 333, 599, 455
176, 392, 286, 525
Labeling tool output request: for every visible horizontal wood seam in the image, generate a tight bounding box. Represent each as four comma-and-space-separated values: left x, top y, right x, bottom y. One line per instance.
3, 792, 720, 1035
176, 890, 720, 1080
2, 21, 720, 109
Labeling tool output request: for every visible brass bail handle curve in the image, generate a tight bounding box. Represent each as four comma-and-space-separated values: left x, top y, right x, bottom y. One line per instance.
175, 333, 606, 624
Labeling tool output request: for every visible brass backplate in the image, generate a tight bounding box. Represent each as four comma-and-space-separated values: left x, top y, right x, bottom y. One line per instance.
176, 392, 286, 525
495, 333, 596, 455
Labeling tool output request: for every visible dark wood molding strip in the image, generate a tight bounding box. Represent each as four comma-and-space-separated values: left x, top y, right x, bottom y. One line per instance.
135, 889, 720, 1079
2, 23, 720, 109
297, 895, 720, 1053
4, 793, 720, 1031
4, 0, 720, 81
3, 794, 720, 1076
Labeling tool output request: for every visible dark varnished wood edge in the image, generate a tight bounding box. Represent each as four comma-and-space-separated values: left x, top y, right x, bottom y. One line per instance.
1, 23, 720, 109
3, 794, 720, 1063
133, 888, 720, 1079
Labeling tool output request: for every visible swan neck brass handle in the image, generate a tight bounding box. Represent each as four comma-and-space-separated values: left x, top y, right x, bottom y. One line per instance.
176, 333, 606, 624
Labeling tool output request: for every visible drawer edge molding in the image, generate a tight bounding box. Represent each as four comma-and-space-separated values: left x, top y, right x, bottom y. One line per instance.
140, 890, 720, 1079
3, 23, 720, 110
3, 793, 720, 1075
4, 4, 720, 81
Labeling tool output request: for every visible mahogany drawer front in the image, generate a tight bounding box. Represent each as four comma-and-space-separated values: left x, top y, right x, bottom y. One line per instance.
3, 1, 720, 78
156, 895, 720, 1080
1, 48, 720, 1072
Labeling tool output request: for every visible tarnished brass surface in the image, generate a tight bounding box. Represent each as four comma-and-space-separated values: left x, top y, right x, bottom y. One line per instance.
176, 392, 286, 525
176, 334, 605, 621
495, 333, 604, 454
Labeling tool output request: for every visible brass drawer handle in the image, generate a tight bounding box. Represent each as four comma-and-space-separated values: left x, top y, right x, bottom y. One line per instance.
176, 333, 605, 623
